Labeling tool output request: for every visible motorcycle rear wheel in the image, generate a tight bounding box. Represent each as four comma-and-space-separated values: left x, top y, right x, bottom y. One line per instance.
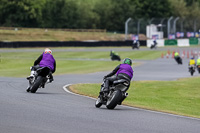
30, 76, 43, 93
106, 90, 122, 109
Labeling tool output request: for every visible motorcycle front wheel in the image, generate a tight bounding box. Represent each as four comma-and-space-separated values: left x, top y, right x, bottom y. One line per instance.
30, 76, 43, 93
95, 97, 103, 108
190, 70, 194, 76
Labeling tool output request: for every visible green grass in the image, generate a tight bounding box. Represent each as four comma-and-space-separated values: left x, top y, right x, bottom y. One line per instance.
0, 48, 164, 77
0, 51, 120, 77
70, 77, 200, 118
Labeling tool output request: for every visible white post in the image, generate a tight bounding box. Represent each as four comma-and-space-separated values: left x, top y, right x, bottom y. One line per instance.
167, 16, 173, 37
125, 18, 132, 40
173, 17, 179, 34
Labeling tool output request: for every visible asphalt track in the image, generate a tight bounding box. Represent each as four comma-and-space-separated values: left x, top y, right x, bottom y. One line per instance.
1, 47, 200, 133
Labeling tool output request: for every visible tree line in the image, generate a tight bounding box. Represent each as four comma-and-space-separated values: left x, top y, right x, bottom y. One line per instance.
0, 0, 200, 32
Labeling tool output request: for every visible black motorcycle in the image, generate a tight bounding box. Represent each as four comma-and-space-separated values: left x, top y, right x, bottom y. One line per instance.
110, 51, 121, 61
189, 65, 195, 76
197, 65, 200, 73
26, 67, 52, 93
150, 40, 157, 49
174, 56, 182, 64
132, 40, 140, 49
95, 79, 129, 109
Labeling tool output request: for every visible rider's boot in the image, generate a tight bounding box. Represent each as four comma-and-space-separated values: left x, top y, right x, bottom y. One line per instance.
49, 73, 54, 82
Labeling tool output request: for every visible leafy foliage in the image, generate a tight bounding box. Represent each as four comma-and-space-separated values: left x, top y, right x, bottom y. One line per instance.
0, 0, 200, 31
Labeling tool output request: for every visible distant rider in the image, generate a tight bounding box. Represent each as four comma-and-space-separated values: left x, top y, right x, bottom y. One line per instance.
150, 39, 157, 49
132, 40, 140, 49
174, 52, 179, 58
110, 50, 121, 61
110, 50, 118, 56
189, 57, 196, 66
27, 48, 56, 82
197, 57, 200, 66
174, 52, 181, 62
101, 58, 133, 92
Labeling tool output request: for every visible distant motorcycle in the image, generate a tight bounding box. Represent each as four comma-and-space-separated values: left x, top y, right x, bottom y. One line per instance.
189, 65, 195, 76
132, 40, 140, 49
110, 51, 121, 61
174, 56, 182, 64
197, 65, 200, 73
95, 79, 129, 109
150, 40, 157, 49
26, 67, 52, 93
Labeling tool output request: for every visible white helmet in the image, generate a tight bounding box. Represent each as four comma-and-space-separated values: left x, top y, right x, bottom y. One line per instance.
44, 48, 52, 54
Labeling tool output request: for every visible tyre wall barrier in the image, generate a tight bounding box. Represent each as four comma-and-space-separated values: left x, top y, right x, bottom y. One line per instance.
0, 40, 147, 48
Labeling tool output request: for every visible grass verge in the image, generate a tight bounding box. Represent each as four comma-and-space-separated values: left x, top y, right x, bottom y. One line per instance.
0, 48, 163, 77
0, 29, 124, 41
70, 77, 200, 118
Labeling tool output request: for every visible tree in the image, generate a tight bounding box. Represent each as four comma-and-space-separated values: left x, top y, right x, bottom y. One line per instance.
94, 0, 136, 32
135, 0, 172, 18
169, 0, 188, 18
0, 0, 44, 27
42, 0, 80, 28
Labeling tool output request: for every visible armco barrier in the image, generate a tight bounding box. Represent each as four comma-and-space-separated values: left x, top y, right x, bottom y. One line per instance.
0, 40, 147, 48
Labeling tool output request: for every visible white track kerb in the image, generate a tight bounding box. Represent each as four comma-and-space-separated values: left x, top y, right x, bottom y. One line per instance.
63, 84, 200, 121
63, 84, 96, 100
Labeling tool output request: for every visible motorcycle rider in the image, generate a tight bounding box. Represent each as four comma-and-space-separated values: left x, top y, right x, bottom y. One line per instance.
132, 39, 140, 49
189, 57, 196, 66
27, 48, 56, 82
150, 39, 157, 49
174, 52, 182, 64
101, 58, 133, 93
110, 50, 121, 61
174, 52, 179, 58
197, 57, 200, 66
110, 50, 118, 56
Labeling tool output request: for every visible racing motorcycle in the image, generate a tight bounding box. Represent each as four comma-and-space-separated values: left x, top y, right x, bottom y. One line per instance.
150, 40, 157, 49
132, 40, 140, 49
174, 56, 182, 64
26, 67, 52, 93
110, 53, 121, 61
189, 65, 195, 76
95, 79, 129, 109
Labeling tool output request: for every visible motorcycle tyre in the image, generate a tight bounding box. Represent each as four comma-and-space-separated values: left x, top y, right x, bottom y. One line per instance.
26, 87, 30, 92
30, 76, 43, 93
106, 90, 122, 109
95, 97, 103, 108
